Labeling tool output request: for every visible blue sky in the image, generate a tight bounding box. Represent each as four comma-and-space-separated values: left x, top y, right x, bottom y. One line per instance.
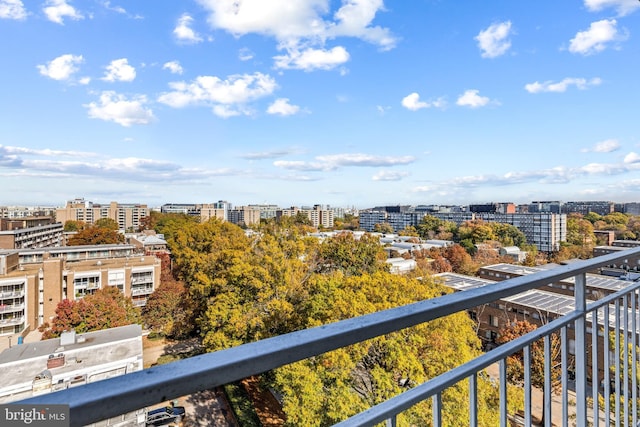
1, 0, 639, 209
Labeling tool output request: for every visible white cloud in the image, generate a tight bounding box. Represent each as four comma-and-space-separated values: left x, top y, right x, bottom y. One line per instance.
241, 149, 298, 160
274, 153, 415, 172
0, 0, 27, 20
174, 13, 202, 43
624, 152, 640, 164
274, 46, 350, 71
316, 153, 415, 167
401, 92, 445, 111
196, 0, 395, 69
267, 98, 301, 116
401, 93, 427, 111
376, 105, 390, 114
212, 105, 243, 118
273, 160, 330, 172
197, 0, 395, 46
328, 0, 397, 50
102, 1, 126, 14
43, 0, 83, 24
0, 144, 97, 158
581, 139, 621, 153
0, 144, 239, 183
412, 153, 640, 196
157, 72, 277, 116
85, 91, 155, 127
162, 61, 184, 75
102, 58, 136, 82
584, 0, 640, 16
372, 170, 409, 181
569, 19, 626, 55
456, 89, 492, 108
37, 54, 84, 81
475, 21, 513, 58
238, 48, 254, 61
524, 77, 602, 93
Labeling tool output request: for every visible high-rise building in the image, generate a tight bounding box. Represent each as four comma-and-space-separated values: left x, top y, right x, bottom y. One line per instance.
0, 218, 63, 250
56, 199, 149, 231
562, 201, 614, 216
0, 245, 160, 338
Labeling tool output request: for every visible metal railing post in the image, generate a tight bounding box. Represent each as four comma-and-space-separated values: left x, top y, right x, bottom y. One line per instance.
575, 272, 587, 426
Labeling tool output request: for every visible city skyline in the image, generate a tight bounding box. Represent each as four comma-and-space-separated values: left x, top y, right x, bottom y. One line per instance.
1, 1, 639, 209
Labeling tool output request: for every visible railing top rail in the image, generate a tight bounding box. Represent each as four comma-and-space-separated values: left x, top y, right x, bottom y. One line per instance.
18, 246, 640, 426
336, 278, 640, 426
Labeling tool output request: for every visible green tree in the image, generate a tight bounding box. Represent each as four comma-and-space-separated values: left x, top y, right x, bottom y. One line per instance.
334, 213, 359, 230
273, 273, 515, 426
398, 226, 419, 237
67, 226, 124, 245
584, 212, 602, 224
373, 222, 394, 234
566, 214, 595, 246
40, 286, 140, 339
314, 232, 388, 277
63, 220, 85, 232
416, 215, 457, 240
457, 220, 495, 244
603, 212, 629, 226
165, 220, 518, 425
490, 223, 527, 247
152, 212, 200, 241
142, 252, 195, 338
94, 217, 120, 230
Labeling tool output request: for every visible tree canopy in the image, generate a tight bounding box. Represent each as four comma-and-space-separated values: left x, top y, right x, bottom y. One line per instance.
40, 286, 140, 339
94, 217, 120, 230
67, 225, 124, 246
158, 218, 519, 425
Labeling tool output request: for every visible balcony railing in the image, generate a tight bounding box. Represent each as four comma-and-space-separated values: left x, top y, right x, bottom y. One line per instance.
130, 286, 153, 296
0, 290, 24, 299
18, 247, 640, 427
0, 316, 24, 326
0, 302, 25, 313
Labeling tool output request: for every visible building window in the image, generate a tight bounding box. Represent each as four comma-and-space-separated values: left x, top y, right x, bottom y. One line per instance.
73, 275, 100, 299
489, 315, 499, 327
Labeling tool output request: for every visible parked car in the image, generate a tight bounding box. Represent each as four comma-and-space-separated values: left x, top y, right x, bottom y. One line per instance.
146, 405, 186, 426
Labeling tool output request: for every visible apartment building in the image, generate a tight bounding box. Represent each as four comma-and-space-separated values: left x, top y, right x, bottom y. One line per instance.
468, 203, 516, 214
527, 201, 562, 214
474, 212, 566, 252
477, 263, 634, 299
562, 201, 614, 216
56, 199, 149, 231
435, 271, 635, 385
248, 204, 280, 220
593, 240, 640, 277
0, 245, 160, 338
0, 218, 63, 250
277, 205, 335, 228
0, 206, 57, 219
359, 208, 566, 252
229, 206, 262, 227
0, 325, 144, 425
161, 201, 230, 222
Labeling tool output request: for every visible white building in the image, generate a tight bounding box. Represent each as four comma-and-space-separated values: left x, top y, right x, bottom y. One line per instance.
0, 325, 145, 425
